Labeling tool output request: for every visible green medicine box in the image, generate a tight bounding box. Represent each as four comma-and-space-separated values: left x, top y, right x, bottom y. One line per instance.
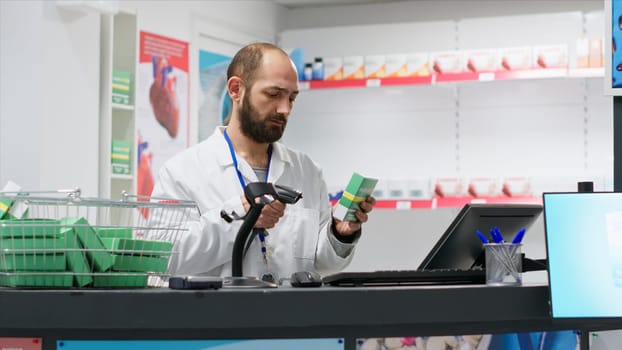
111, 139, 131, 175
0, 197, 12, 219
102, 238, 172, 256
92, 273, 148, 288
110, 254, 168, 273
112, 70, 131, 105
0, 273, 73, 288
0, 219, 61, 238
60, 217, 113, 272
0, 237, 64, 251
0, 253, 66, 271
59, 224, 94, 287
94, 227, 133, 239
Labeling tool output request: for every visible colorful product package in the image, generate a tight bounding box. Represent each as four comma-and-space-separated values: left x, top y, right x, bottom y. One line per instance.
333, 172, 378, 222
342, 56, 365, 80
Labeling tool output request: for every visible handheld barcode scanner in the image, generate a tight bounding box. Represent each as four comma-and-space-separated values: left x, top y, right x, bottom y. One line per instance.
224, 182, 302, 289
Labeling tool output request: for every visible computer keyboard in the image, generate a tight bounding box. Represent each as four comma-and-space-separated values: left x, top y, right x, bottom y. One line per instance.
322, 268, 486, 287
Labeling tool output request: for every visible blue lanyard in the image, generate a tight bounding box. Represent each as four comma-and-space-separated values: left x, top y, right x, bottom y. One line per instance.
223, 128, 272, 187
223, 128, 273, 265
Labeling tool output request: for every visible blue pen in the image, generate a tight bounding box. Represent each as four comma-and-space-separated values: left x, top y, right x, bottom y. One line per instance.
489, 228, 502, 243
511, 228, 526, 244
475, 230, 489, 244
494, 226, 505, 242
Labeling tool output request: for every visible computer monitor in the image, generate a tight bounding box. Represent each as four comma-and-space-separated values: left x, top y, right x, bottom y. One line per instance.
418, 203, 543, 270
543, 192, 622, 318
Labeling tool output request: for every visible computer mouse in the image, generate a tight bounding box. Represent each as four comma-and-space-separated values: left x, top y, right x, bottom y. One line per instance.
290, 270, 323, 287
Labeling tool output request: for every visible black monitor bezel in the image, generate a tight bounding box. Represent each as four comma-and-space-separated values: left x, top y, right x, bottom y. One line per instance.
418, 203, 543, 271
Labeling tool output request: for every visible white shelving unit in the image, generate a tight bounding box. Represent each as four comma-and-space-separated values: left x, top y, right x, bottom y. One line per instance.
99, 10, 138, 199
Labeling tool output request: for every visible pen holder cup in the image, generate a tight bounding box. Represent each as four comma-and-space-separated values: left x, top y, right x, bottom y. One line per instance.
485, 243, 522, 286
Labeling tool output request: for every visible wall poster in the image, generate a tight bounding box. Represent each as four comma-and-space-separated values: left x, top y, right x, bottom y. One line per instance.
197, 49, 232, 142
137, 31, 189, 202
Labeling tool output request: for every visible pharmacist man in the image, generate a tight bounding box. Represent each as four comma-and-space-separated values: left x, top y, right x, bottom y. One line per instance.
151, 42, 376, 282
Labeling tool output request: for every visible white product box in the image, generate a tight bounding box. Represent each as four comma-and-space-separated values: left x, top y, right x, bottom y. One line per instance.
429, 51, 463, 74
323, 57, 343, 80
364, 55, 386, 78
467, 177, 500, 197
576, 38, 590, 68
533, 44, 568, 68
384, 54, 408, 78
501, 177, 532, 197
342, 56, 365, 80
433, 177, 466, 197
500, 46, 533, 70
463, 49, 501, 72
405, 53, 430, 77
589, 38, 603, 68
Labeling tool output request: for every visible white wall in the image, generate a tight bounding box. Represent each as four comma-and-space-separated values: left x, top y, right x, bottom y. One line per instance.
0, 0, 101, 195
0, 0, 286, 196
283, 0, 602, 29
279, 10, 613, 192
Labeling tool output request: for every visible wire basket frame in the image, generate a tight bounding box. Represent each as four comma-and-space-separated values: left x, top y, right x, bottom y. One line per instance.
0, 188, 200, 288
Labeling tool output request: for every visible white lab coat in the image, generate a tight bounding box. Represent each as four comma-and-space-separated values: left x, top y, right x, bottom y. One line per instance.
151, 126, 357, 279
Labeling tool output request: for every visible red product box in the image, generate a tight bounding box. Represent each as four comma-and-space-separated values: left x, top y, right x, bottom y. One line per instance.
463, 49, 501, 72
500, 46, 533, 70
430, 51, 463, 74
533, 44, 568, 68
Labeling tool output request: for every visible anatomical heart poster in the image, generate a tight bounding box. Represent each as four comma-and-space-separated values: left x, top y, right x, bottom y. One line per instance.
136, 31, 189, 200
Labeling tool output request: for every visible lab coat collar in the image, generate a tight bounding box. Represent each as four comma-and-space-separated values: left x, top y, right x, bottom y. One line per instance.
213, 126, 292, 183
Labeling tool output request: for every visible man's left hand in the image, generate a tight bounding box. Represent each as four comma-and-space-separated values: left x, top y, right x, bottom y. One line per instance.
333, 196, 376, 237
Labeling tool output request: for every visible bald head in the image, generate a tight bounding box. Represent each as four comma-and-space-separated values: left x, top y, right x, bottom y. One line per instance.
227, 42, 295, 88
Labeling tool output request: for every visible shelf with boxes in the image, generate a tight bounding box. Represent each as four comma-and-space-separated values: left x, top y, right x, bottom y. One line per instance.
330, 195, 542, 210
300, 67, 604, 90
297, 39, 604, 90
99, 10, 138, 199
329, 176, 542, 210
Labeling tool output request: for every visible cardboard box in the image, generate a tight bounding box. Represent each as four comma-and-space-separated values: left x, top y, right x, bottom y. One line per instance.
60, 224, 94, 287
112, 69, 131, 105
111, 139, 131, 175
60, 217, 113, 272
323, 57, 343, 80
342, 56, 365, 80
533, 44, 568, 68
364, 55, 386, 78
101, 237, 172, 257
94, 227, 133, 239
110, 254, 168, 273
467, 177, 500, 197
92, 273, 148, 288
0, 253, 66, 271
385, 54, 408, 78
576, 38, 590, 68
333, 172, 378, 221
500, 46, 533, 70
0, 197, 12, 219
0, 219, 60, 238
430, 51, 463, 74
0, 181, 25, 219
463, 49, 501, 72
0, 237, 63, 250
589, 38, 603, 68
433, 178, 466, 197
0, 273, 73, 287
405, 53, 431, 77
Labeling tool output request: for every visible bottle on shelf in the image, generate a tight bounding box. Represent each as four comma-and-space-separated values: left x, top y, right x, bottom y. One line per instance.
312, 57, 324, 80
303, 63, 313, 81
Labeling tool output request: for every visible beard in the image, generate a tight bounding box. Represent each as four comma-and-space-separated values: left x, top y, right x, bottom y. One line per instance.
239, 93, 287, 144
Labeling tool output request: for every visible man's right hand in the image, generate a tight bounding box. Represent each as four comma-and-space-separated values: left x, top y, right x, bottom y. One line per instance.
241, 196, 286, 229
